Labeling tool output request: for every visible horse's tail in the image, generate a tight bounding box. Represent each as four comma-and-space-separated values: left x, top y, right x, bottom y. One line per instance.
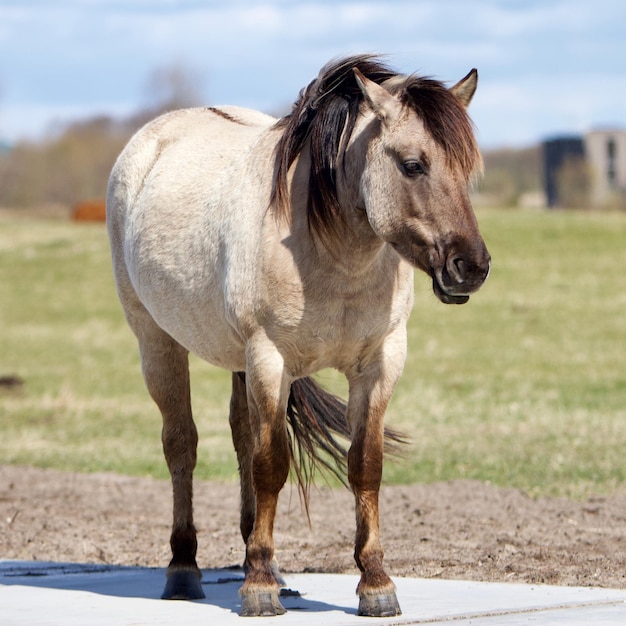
286, 376, 407, 516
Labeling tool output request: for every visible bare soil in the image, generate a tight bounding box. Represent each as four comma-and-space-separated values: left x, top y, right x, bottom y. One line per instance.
2, 464, 626, 589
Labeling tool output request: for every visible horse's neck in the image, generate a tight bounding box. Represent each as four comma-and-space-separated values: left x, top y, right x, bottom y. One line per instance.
261, 121, 404, 293
283, 148, 385, 275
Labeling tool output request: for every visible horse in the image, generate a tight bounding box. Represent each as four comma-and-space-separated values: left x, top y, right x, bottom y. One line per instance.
106, 55, 490, 617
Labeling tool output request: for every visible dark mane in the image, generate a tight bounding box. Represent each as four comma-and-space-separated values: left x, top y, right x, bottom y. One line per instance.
271, 55, 395, 241
270, 55, 481, 242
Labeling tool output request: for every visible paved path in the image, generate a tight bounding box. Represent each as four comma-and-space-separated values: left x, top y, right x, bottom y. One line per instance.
1, 560, 625, 625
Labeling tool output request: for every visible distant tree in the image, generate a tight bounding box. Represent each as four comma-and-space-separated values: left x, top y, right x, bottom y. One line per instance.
0, 116, 129, 209
479, 146, 542, 207
144, 61, 206, 112
0, 62, 210, 211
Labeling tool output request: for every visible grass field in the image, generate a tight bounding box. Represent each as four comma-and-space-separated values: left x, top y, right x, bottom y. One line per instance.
1, 208, 625, 498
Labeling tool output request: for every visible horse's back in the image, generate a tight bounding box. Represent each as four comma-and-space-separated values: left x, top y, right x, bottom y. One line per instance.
108, 106, 274, 215
106, 106, 276, 368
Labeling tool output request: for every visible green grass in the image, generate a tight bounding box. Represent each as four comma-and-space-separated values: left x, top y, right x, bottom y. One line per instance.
1, 209, 626, 498
385, 209, 626, 497
0, 216, 236, 480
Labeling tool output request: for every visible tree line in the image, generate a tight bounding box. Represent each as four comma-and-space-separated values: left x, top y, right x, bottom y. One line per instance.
0, 63, 207, 213
0, 120, 547, 212
2, 57, 551, 214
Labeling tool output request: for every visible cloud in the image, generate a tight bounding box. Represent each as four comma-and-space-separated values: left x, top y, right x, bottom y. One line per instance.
0, 0, 625, 146
472, 69, 626, 147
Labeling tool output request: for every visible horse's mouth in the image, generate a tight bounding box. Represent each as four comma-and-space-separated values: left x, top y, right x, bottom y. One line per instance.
388, 241, 477, 305
432, 275, 470, 305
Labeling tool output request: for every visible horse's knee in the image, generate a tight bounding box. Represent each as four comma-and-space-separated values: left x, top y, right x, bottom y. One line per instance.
347, 438, 383, 493
252, 419, 290, 486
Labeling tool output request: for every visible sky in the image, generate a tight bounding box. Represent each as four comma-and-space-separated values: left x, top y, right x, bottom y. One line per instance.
0, 0, 624, 149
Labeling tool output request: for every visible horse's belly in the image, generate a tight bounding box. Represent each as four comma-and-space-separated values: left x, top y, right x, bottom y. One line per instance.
128, 237, 247, 371
180, 329, 247, 372
142, 291, 247, 371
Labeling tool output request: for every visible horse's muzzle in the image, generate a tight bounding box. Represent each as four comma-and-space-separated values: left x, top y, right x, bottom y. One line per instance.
433, 249, 491, 305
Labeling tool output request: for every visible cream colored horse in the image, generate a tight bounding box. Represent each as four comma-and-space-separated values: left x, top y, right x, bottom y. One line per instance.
106, 55, 490, 617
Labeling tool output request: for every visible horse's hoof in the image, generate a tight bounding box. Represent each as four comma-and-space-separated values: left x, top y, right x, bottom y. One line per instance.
240, 590, 286, 617
161, 569, 205, 600
358, 591, 402, 617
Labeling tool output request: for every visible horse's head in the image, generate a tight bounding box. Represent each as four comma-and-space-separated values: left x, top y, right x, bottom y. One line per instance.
354, 68, 490, 304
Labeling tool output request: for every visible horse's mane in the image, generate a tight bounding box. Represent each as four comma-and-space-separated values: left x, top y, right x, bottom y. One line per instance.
270, 54, 481, 242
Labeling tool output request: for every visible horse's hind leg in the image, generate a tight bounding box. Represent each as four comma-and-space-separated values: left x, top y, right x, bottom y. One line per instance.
134, 320, 204, 601
229, 373, 255, 547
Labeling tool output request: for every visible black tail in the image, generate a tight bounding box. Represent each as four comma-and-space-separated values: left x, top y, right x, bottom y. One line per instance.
285, 376, 407, 515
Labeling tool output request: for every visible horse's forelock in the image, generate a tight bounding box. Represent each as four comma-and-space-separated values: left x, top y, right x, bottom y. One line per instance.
398, 77, 482, 180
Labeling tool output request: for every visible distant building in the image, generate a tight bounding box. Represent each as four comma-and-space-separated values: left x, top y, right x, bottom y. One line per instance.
542, 129, 626, 208
585, 130, 626, 207
542, 136, 585, 208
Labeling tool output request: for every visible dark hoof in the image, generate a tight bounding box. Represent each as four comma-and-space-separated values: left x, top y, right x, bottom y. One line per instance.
240, 590, 286, 617
161, 569, 205, 600
358, 591, 402, 617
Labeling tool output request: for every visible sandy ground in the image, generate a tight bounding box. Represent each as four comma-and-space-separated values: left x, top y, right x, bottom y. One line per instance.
2, 464, 626, 590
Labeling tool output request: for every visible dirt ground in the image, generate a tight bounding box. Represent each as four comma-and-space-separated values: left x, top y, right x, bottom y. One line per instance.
2, 464, 626, 589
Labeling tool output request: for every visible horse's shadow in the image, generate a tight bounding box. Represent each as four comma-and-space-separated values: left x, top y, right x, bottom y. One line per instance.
201, 567, 357, 614
0, 562, 356, 616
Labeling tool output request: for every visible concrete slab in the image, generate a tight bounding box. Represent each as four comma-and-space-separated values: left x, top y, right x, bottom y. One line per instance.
1, 560, 625, 625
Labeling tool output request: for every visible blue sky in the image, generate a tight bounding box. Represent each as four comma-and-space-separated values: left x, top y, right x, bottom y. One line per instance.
0, 0, 624, 148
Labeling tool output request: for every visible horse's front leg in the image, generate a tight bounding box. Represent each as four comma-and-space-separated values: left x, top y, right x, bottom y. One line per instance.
238, 345, 291, 617
347, 352, 405, 617
229, 372, 287, 588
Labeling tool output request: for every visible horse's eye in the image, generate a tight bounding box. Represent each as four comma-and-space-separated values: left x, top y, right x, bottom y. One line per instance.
402, 160, 426, 177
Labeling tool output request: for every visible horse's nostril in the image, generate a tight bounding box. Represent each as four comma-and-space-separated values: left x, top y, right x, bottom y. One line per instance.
453, 257, 466, 279
445, 256, 466, 284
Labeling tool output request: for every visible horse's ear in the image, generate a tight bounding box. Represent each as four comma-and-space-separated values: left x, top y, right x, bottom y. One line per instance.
354, 68, 401, 124
450, 69, 478, 108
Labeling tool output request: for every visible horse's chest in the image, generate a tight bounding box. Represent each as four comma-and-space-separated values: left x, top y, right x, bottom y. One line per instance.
258, 246, 412, 377
282, 299, 398, 376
